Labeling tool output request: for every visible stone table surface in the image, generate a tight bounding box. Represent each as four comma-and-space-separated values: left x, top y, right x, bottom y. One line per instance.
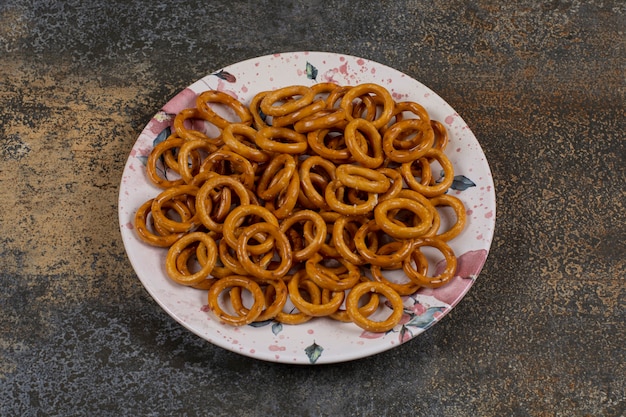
1, 1, 624, 416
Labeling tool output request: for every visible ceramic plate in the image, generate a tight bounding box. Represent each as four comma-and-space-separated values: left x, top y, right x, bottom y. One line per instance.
118, 51, 495, 364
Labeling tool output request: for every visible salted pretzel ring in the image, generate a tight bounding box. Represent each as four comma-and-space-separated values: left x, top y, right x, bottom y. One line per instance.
272, 99, 327, 128
274, 271, 320, 325
263, 168, 301, 220
429, 194, 467, 241
336, 164, 390, 193
146, 135, 186, 188
279, 210, 327, 262
322, 277, 380, 322
221, 123, 270, 163
260, 85, 314, 117
374, 197, 434, 239
299, 155, 336, 209
196, 90, 252, 129
229, 278, 288, 322
207, 275, 265, 326
288, 271, 344, 317
340, 83, 395, 129
255, 126, 308, 154
383, 118, 435, 163
173, 107, 223, 144
198, 148, 256, 190
343, 118, 384, 168
134, 199, 187, 247
236, 222, 293, 280
256, 154, 297, 200
346, 281, 404, 333
325, 179, 378, 216
354, 219, 414, 267
165, 232, 217, 286
403, 148, 454, 197
370, 242, 427, 295
293, 108, 347, 133
331, 215, 369, 265
222, 204, 279, 254
150, 185, 200, 233
305, 253, 361, 291
307, 128, 352, 162
403, 237, 457, 288
196, 175, 251, 233
177, 138, 219, 184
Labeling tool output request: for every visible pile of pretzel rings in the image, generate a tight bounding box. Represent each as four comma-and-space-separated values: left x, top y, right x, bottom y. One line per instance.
134, 82, 466, 333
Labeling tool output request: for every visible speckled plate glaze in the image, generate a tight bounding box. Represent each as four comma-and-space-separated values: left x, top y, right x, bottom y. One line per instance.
118, 51, 495, 364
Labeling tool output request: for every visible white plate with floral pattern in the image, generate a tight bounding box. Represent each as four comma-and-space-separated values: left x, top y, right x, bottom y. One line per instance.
118, 51, 496, 364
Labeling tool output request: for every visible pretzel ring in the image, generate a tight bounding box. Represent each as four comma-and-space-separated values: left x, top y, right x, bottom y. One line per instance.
354, 220, 414, 267
346, 281, 404, 333
249, 91, 271, 129
196, 175, 251, 233
229, 278, 288, 322
299, 155, 336, 209
207, 275, 265, 326
331, 215, 369, 265
174, 242, 218, 290
336, 164, 390, 193
221, 123, 270, 163
374, 197, 434, 239
279, 210, 327, 262
403, 237, 457, 288
293, 108, 347, 133
325, 179, 378, 216
173, 107, 223, 144
263, 168, 301, 220
218, 238, 250, 276
431, 119, 449, 152
344, 118, 384, 168
222, 204, 279, 253
322, 279, 380, 322
307, 128, 352, 163
370, 241, 427, 295
404, 148, 454, 197
377, 167, 404, 202
198, 148, 256, 190
134, 199, 187, 247
165, 232, 217, 285
274, 271, 320, 325
196, 90, 252, 129
151, 185, 200, 233
340, 83, 395, 130
256, 154, 297, 200
236, 222, 293, 280
288, 271, 344, 317
146, 135, 186, 189
429, 194, 467, 241
260, 85, 314, 117
383, 118, 435, 163
305, 253, 361, 291
272, 99, 327, 128
255, 126, 308, 154
177, 138, 219, 184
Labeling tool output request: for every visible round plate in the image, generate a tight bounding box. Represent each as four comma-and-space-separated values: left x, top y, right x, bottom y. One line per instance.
118, 51, 496, 364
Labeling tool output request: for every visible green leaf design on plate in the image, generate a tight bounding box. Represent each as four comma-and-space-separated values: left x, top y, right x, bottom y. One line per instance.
304, 341, 324, 364
305, 62, 318, 80
272, 322, 283, 335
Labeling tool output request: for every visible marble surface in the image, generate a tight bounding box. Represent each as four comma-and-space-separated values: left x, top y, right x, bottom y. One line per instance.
1, 1, 624, 416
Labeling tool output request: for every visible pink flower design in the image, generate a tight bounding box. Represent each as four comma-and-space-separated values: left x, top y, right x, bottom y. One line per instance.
419, 249, 488, 305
